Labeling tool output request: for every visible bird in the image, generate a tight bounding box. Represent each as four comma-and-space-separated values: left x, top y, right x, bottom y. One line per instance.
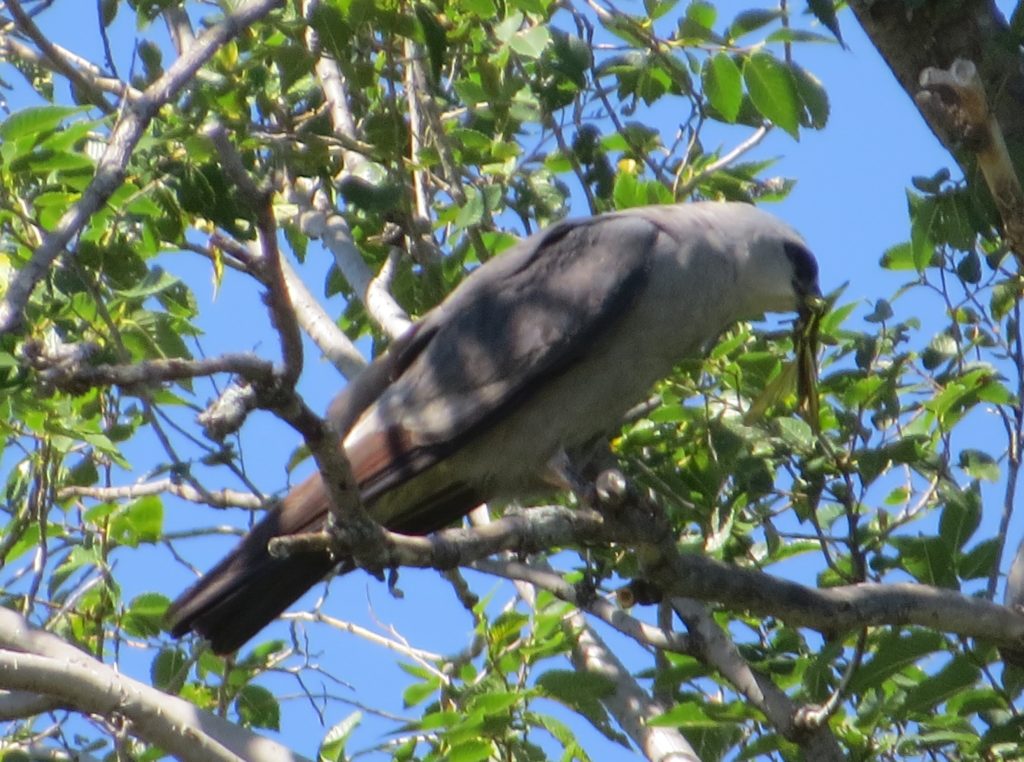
166, 201, 821, 654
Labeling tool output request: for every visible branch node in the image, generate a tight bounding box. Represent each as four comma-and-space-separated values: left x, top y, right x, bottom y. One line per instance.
918, 57, 1024, 259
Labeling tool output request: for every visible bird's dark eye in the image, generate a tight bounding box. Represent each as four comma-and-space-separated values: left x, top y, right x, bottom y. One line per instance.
783, 241, 818, 288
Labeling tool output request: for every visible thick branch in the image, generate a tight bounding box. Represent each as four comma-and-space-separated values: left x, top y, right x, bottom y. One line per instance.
918, 58, 1024, 256
0, 609, 310, 762
570, 619, 700, 762
0, 689, 63, 720
274, 501, 1024, 649
466, 509, 699, 762
278, 252, 367, 378
0, 33, 131, 98
644, 545, 1024, 648
850, 1, 1024, 249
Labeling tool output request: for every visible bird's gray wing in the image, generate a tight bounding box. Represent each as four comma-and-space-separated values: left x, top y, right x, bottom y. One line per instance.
344, 212, 661, 502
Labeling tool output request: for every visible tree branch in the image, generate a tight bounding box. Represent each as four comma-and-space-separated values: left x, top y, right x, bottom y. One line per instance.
671, 598, 843, 760
472, 558, 694, 655
272, 498, 1024, 650
918, 58, 1024, 258
284, 179, 411, 340
0, 609, 310, 762
57, 480, 264, 510
0, 0, 285, 335
22, 341, 275, 395
3, 0, 115, 111
466, 509, 700, 762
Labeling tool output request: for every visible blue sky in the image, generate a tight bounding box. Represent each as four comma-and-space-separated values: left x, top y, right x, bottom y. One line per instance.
2, 1, 1016, 758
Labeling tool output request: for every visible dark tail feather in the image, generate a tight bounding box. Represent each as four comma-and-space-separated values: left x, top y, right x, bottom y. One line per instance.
166, 471, 487, 653
165, 476, 336, 654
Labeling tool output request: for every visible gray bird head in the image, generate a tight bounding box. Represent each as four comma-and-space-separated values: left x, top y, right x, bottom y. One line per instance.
630, 202, 820, 320
714, 203, 821, 317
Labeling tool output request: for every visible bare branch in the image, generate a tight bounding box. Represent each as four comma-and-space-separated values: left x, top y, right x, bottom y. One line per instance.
472, 558, 693, 655
0, 610, 310, 762
918, 58, 1024, 260
203, 123, 306, 386
671, 598, 843, 760
3, 0, 114, 111
23, 341, 275, 394
283, 180, 411, 340
0, 33, 131, 97
279, 253, 368, 378
283, 611, 443, 663
366, 248, 413, 336
0, 0, 285, 335
272, 496, 1024, 650
675, 125, 771, 198
57, 480, 265, 510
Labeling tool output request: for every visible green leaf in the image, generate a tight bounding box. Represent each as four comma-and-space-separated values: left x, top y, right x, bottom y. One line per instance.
908, 191, 939, 270
728, 9, 781, 40
536, 669, 625, 744
901, 656, 981, 716
455, 185, 486, 228
880, 242, 916, 271
958, 538, 1000, 579
319, 711, 362, 762
468, 690, 521, 715
991, 280, 1020, 320
891, 536, 958, 588
743, 52, 800, 139
806, 0, 843, 44
848, 630, 946, 694
956, 249, 982, 284
650, 701, 719, 727
307, 4, 351, 63
110, 495, 163, 547
463, 0, 496, 14
644, 0, 679, 21
101, 0, 118, 25
922, 333, 958, 370
685, 0, 716, 29
122, 592, 170, 637
414, 4, 448, 82
678, 0, 718, 41
791, 63, 830, 129
864, 299, 894, 323
775, 417, 814, 450
509, 25, 551, 59
151, 647, 189, 692
938, 482, 982, 550
703, 53, 742, 122
0, 105, 79, 142
235, 685, 281, 730
958, 449, 1000, 482
446, 740, 492, 762
403, 676, 440, 707
114, 267, 180, 300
